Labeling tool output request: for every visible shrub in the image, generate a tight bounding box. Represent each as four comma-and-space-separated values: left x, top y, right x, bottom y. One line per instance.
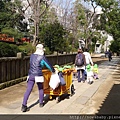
0, 42, 19, 57
18, 42, 35, 56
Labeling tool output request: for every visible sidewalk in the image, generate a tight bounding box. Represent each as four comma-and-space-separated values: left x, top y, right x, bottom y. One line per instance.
0, 56, 120, 116
91, 53, 105, 58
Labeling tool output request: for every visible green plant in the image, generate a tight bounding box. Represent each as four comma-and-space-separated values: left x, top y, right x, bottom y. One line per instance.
0, 42, 19, 57
18, 42, 35, 56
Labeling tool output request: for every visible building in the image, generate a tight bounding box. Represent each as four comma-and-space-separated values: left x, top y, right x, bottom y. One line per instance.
89, 7, 113, 53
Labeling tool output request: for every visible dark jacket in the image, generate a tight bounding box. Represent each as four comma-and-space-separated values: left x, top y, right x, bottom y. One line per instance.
28, 54, 55, 76
108, 51, 112, 58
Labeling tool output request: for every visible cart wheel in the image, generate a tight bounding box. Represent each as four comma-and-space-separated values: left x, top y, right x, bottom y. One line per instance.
49, 95, 52, 100
56, 96, 61, 103
70, 84, 75, 96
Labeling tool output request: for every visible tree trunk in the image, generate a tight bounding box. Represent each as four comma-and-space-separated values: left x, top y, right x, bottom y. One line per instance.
32, 21, 39, 46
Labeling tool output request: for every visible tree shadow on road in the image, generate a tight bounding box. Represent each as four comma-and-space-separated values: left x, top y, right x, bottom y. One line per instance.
95, 64, 120, 115
96, 84, 120, 114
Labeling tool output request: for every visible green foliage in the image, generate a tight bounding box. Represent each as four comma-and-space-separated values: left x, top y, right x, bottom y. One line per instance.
44, 47, 52, 55
18, 43, 35, 56
110, 40, 120, 55
0, 42, 19, 57
75, 0, 120, 52
74, 0, 88, 28
39, 20, 67, 53
65, 33, 78, 52
0, 0, 29, 42
2, 27, 24, 41
73, 0, 95, 49
95, 0, 120, 52
0, 42, 36, 57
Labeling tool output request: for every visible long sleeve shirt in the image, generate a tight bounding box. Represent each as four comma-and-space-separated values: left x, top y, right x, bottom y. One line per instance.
83, 52, 93, 65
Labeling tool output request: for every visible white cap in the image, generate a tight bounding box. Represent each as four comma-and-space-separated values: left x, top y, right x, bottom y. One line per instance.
36, 44, 46, 51
36, 44, 44, 50
34, 44, 45, 55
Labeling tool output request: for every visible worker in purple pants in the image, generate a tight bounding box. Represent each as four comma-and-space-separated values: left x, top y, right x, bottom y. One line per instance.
22, 76, 43, 106
21, 44, 55, 112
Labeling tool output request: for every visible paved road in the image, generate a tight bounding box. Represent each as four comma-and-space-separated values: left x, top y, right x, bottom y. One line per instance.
0, 56, 120, 119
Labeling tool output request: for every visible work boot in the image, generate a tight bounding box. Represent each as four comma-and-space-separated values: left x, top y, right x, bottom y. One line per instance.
21, 104, 29, 112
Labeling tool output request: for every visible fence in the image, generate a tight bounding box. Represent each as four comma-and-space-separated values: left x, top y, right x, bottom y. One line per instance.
0, 54, 76, 86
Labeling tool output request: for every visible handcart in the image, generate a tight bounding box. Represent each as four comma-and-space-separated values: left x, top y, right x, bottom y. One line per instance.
42, 69, 75, 103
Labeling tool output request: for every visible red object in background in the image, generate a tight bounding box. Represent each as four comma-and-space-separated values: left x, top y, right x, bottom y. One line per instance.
21, 37, 30, 43
0, 34, 14, 42
0, 34, 31, 43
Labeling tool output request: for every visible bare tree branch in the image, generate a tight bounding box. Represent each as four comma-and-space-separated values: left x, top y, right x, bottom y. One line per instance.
39, 0, 53, 17
87, 0, 100, 28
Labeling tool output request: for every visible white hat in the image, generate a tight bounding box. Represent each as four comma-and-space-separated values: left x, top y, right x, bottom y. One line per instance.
36, 44, 44, 50
34, 44, 45, 55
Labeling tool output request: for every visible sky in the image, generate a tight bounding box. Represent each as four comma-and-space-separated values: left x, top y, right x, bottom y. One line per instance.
53, 0, 102, 14
52, 0, 75, 9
